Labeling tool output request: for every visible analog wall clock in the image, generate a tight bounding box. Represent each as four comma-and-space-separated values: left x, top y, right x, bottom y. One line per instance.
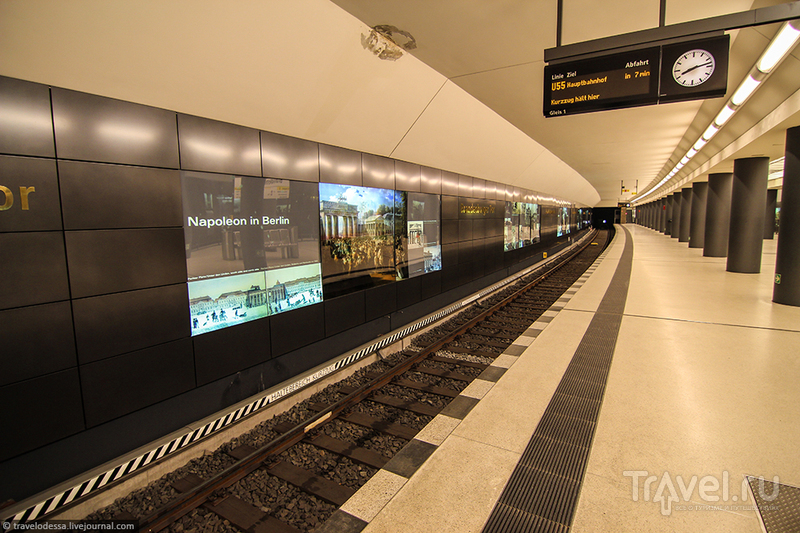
672, 49, 716, 87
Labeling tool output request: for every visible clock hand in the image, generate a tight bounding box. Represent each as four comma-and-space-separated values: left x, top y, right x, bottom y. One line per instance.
680, 61, 713, 76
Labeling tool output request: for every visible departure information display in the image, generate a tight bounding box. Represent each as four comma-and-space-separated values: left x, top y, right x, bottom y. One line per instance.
544, 48, 660, 117
544, 36, 729, 117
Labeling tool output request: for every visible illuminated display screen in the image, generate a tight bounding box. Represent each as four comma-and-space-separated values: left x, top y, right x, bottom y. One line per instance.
504, 202, 540, 251
557, 207, 570, 237
544, 36, 729, 117
319, 183, 402, 296
182, 172, 322, 335
544, 47, 660, 117
398, 192, 442, 279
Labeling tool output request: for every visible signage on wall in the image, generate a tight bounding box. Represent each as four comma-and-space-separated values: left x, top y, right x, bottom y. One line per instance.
544, 35, 729, 117
460, 201, 495, 217
0, 185, 35, 210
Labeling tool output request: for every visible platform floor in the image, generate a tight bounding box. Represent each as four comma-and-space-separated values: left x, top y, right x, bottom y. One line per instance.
328, 224, 800, 533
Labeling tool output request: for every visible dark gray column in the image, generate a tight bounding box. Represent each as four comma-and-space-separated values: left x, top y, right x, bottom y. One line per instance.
652, 202, 657, 229
764, 188, 778, 239
679, 187, 692, 243
656, 199, 663, 232
689, 182, 708, 249
648, 203, 654, 228
661, 198, 668, 233
671, 192, 682, 239
774, 126, 800, 305
727, 157, 769, 273
665, 195, 674, 235
704, 173, 733, 257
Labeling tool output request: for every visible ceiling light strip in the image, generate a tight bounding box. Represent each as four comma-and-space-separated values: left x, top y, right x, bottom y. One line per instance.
634, 19, 800, 205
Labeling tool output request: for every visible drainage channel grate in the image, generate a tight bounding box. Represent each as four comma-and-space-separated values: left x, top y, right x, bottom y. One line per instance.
749, 477, 800, 533
483, 226, 633, 533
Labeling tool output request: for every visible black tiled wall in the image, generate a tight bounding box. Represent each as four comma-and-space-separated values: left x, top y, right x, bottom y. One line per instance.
0, 75, 584, 504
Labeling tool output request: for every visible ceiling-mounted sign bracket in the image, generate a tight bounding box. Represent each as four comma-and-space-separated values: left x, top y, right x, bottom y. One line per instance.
544, 1, 800, 63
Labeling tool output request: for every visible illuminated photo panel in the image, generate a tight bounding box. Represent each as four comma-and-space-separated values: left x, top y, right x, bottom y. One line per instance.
557, 207, 569, 236
188, 272, 270, 335
398, 192, 441, 279
504, 202, 540, 251
265, 263, 323, 314
182, 172, 323, 335
319, 183, 401, 297
182, 172, 320, 281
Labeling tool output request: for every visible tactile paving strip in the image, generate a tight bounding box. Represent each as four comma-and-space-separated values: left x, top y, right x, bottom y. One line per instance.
482, 226, 633, 533
749, 477, 800, 533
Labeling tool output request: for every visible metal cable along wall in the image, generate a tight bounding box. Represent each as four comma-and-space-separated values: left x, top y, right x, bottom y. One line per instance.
483, 226, 633, 533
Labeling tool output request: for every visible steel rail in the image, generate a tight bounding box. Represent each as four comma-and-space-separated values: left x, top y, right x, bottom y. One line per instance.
138, 230, 601, 532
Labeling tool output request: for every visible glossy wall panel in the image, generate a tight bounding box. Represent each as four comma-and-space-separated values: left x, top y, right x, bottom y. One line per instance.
442, 243, 458, 266
193, 318, 271, 386
473, 178, 486, 199
319, 144, 362, 185
65, 228, 187, 298
420, 166, 441, 195
441, 195, 459, 220
59, 161, 182, 230
396, 277, 421, 309
459, 219, 474, 241
442, 219, 459, 245
72, 284, 191, 364
420, 271, 442, 299
0, 369, 84, 462
0, 155, 62, 232
365, 283, 396, 321
178, 114, 261, 176
459, 175, 474, 197
441, 171, 459, 196
261, 131, 319, 182
484, 181, 497, 200
395, 161, 421, 192
0, 302, 76, 387
52, 88, 179, 168
270, 303, 325, 356
324, 292, 366, 337
473, 218, 487, 239
362, 153, 395, 190
0, 77, 54, 158
0, 232, 70, 309
80, 339, 195, 427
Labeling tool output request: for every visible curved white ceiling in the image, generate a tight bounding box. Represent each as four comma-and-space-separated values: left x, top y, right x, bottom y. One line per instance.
0, 0, 600, 205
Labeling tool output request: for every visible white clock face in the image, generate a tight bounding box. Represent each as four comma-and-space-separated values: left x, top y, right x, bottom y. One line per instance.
672, 49, 715, 87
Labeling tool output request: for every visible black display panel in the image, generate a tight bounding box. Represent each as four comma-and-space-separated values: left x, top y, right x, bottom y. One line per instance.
182, 172, 322, 335
397, 192, 442, 279
319, 183, 401, 297
544, 36, 729, 117
544, 47, 660, 117
504, 202, 540, 251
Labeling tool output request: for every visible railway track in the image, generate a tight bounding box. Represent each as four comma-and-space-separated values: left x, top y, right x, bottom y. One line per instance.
86, 228, 611, 533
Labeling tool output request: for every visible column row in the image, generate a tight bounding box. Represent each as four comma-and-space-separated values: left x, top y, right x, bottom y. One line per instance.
634, 125, 799, 306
